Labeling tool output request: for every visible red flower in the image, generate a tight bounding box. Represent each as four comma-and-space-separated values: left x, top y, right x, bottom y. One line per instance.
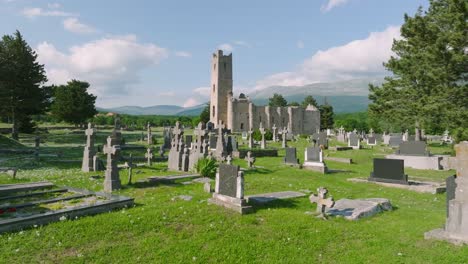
7, 208, 16, 212
0, 209, 4, 215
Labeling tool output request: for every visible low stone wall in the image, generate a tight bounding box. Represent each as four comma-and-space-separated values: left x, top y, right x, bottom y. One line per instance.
386, 154, 442, 170
232, 149, 278, 159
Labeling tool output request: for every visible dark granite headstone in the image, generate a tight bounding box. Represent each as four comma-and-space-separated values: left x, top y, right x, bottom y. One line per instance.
317, 132, 328, 148
209, 135, 217, 149
185, 135, 193, 147
226, 136, 233, 154
396, 141, 428, 156
349, 133, 359, 147
446, 175, 457, 217
218, 164, 239, 197
305, 147, 321, 162
231, 137, 238, 152
367, 136, 376, 145
388, 136, 403, 147
284, 147, 299, 164
369, 158, 408, 185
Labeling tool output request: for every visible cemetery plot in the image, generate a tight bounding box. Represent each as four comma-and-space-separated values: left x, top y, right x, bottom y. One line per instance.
0, 182, 133, 233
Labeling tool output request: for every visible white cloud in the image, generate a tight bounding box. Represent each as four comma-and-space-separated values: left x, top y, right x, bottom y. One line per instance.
255, 25, 400, 90
297, 40, 304, 49
36, 35, 169, 97
183, 98, 201, 108
218, 43, 234, 53
233, 40, 251, 48
193, 86, 210, 97
63, 18, 97, 34
321, 0, 350, 12
21, 7, 75, 18
174, 51, 192, 58
48, 3, 61, 9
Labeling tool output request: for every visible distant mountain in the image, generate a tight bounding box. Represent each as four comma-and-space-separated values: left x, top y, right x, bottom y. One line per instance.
97, 78, 383, 116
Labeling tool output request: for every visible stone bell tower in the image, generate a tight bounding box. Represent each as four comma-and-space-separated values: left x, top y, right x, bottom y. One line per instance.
210, 50, 233, 127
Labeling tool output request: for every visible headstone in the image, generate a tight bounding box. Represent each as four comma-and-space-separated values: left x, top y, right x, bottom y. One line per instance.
368, 158, 408, 185
82, 123, 96, 172
446, 175, 457, 217
181, 147, 190, 172
231, 136, 238, 152
388, 136, 403, 147
125, 154, 136, 185
272, 124, 278, 142
284, 147, 299, 165
159, 146, 165, 158
242, 132, 248, 140
93, 155, 104, 171
282, 127, 288, 148
214, 123, 227, 160
303, 147, 327, 173
145, 148, 153, 166
209, 134, 217, 149
103, 136, 121, 192
226, 155, 233, 165
396, 141, 429, 156
208, 164, 252, 214
309, 187, 335, 219
403, 129, 409, 141
245, 151, 255, 168
185, 135, 193, 148
348, 133, 360, 149
367, 136, 377, 146
248, 130, 254, 149
317, 132, 328, 149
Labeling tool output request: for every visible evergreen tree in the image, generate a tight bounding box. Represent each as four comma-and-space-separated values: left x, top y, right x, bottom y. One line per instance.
301, 95, 318, 108
268, 93, 288, 107
0, 31, 48, 139
288, 101, 300, 106
368, 0, 467, 139
319, 103, 334, 129
51, 80, 97, 126
199, 104, 210, 124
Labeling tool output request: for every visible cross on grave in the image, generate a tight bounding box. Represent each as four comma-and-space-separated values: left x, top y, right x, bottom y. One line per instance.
244, 151, 255, 168
282, 127, 288, 148
147, 122, 153, 145
259, 122, 266, 149
309, 187, 335, 219
173, 121, 183, 141
226, 155, 233, 165
145, 148, 154, 166
202, 140, 209, 154
272, 124, 277, 142
85, 122, 96, 147
103, 136, 121, 192
369, 128, 374, 137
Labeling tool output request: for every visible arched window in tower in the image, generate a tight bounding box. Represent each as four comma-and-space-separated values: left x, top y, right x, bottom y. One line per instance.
214, 63, 216, 70
213, 84, 215, 93
240, 123, 244, 130
212, 106, 215, 117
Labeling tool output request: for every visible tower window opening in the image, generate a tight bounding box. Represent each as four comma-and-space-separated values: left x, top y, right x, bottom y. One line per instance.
213, 84, 215, 92
214, 63, 216, 70
212, 106, 215, 117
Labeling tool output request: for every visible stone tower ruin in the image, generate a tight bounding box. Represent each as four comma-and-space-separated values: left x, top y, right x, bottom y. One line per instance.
210, 50, 233, 126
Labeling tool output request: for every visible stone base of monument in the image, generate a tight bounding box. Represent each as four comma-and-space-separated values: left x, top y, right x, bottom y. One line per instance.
324, 157, 353, 164
208, 193, 253, 214
425, 229, 468, 245
348, 178, 446, 194
302, 161, 327, 174
0, 182, 133, 233
325, 198, 392, 220
246, 191, 306, 204
386, 154, 442, 170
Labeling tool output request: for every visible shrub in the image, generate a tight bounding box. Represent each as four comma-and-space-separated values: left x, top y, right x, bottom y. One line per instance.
194, 158, 217, 178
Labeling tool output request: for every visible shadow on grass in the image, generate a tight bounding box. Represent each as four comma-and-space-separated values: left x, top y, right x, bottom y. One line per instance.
244, 167, 273, 175
250, 198, 300, 212
327, 169, 353, 174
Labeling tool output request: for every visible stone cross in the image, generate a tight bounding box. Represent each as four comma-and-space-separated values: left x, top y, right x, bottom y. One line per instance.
145, 148, 153, 166
103, 136, 121, 192
245, 151, 255, 168
403, 129, 409, 141
147, 122, 153, 145
272, 124, 277, 142
226, 155, 233, 165
173, 121, 183, 142
369, 128, 374, 137
339, 126, 345, 135
259, 122, 266, 149
309, 187, 334, 219
248, 129, 254, 149
202, 140, 209, 154
85, 123, 95, 147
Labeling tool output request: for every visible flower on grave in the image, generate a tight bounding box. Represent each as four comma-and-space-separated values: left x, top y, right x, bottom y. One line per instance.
0, 209, 4, 215
7, 208, 16, 213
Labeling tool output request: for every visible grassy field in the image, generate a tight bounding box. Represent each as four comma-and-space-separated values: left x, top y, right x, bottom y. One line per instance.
0, 129, 466, 263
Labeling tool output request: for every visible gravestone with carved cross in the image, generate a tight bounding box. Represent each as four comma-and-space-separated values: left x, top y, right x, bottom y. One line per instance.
245, 151, 256, 168
272, 124, 277, 142
259, 122, 266, 149
124, 154, 137, 185
282, 127, 288, 148
309, 187, 335, 219
82, 123, 96, 172
103, 136, 121, 192
226, 155, 233, 165
172, 121, 184, 143
145, 148, 153, 166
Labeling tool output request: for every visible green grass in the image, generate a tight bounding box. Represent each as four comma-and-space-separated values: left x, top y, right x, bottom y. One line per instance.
0, 130, 465, 263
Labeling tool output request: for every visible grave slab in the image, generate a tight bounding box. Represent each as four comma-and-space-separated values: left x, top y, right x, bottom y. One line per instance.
348, 178, 446, 194
325, 198, 392, 220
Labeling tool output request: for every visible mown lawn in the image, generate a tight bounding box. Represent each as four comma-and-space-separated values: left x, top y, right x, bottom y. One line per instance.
0, 129, 466, 263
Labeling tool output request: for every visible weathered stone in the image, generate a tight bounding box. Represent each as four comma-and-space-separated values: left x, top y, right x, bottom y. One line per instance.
369, 158, 408, 185
325, 198, 392, 220
246, 191, 306, 204
309, 187, 334, 218
284, 147, 299, 165
82, 123, 96, 172
103, 136, 121, 192
396, 141, 429, 156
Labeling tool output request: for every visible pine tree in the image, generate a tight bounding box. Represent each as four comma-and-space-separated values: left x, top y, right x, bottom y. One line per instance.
0, 31, 48, 139
268, 93, 288, 107
368, 0, 467, 138
301, 95, 319, 108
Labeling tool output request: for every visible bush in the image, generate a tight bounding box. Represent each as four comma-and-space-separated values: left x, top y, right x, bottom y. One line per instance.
252, 129, 273, 141
194, 158, 217, 178
453, 128, 468, 143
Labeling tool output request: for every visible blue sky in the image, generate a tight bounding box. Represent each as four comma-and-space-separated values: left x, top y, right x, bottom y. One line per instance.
0, 0, 428, 108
